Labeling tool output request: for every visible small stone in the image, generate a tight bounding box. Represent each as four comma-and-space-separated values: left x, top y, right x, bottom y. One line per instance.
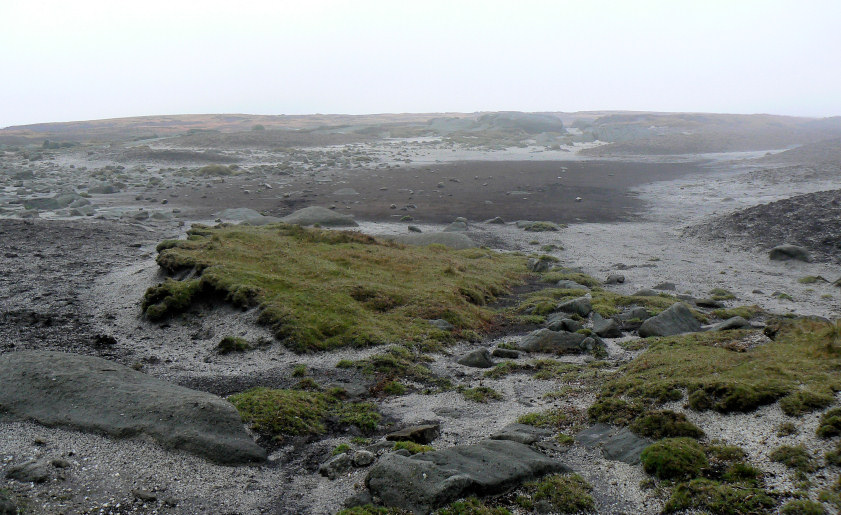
319, 453, 353, 480
457, 348, 494, 368
605, 274, 625, 284
132, 489, 157, 502
352, 450, 375, 467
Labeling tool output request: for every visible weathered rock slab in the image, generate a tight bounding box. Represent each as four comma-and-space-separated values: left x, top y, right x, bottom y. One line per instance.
366, 439, 568, 513
0, 351, 266, 464
517, 329, 586, 354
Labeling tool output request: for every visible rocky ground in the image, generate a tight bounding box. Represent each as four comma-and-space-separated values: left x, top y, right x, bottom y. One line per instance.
1, 129, 841, 514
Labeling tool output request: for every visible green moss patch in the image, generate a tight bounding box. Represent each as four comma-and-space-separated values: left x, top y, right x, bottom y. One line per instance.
516, 474, 595, 513
229, 387, 381, 440
629, 410, 704, 440
779, 389, 835, 417
593, 321, 841, 416
641, 438, 708, 480
392, 441, 433, 454
147, 224, 527, 351
663, 479, 775, 514
217, 336, 251, 354
711, 305, 765, 320
817, 408, 841, 438
436, 498, 511, 515
770, 445, 818, 473
460, 386, 503, 403
781, 499, 826, 515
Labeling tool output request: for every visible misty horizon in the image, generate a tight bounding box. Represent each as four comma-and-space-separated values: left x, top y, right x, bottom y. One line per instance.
2, 0, 841, 128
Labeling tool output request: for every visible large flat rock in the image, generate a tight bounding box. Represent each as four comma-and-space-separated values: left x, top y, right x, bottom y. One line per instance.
366, 439, 567, 513
0, 351, 266, 465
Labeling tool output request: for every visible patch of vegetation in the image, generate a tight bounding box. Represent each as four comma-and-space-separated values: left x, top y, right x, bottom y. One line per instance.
516, 474, 595, 513
517, 409, 565, 429
709, 288, 737, 301
780, 499, 826, 514
594, 321, 841, 417
292, 364, 308, 377
799, 276, 828, 284
711, 305, 765, 320
348, 345, 448, 387
217, 335, 251, 354
147, 224, 527, 351
461, 386, 503, 403
392, 441, 433, 454
818, 477, 841, 509
817, 408, 841, 438
337, 505, 408, 515
770, 445, 818, 473
142, 278, 202, 320
519, 286, 682, 319
663, 479, 775, 514
641, 438, 708, 480
483, 361, 525, 379
436, 498, 511, 515
229, 387, 380, 440
706, 444, 747, 464
826, 442, 841, 466
332, 443, 351, 455
721, 462, 763, 485
588, 397, 646, 426
382, 380, 407, 396
778, 422, 799, 437
629, 410, 704, 440
541, 270, 601, 287
779, 389, 835, 417
523, 221, 560, 232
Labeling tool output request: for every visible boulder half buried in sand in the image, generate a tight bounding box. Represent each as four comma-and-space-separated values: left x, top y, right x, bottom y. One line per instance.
281, 205, 358, 227
387, 232, 477, 250
0, 351, 266, 464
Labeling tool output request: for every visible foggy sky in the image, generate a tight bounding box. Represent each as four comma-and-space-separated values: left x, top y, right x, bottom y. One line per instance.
2, 0, 840, 128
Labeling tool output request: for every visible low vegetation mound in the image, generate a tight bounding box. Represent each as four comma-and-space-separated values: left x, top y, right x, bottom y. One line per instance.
590, 319, 841, 421
144, 224, 527, 351
229, 387, 380, 440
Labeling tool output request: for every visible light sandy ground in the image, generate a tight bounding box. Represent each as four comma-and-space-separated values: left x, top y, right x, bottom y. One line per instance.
2, 147, 841, 514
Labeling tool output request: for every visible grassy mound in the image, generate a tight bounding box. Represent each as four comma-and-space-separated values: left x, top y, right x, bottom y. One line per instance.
145, 224, 527, 351
641, 438, 708, 480
591, 320, 841, 417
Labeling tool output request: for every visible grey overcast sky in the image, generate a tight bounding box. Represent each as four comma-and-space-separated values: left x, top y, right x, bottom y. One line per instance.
1, 0, 840, 127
